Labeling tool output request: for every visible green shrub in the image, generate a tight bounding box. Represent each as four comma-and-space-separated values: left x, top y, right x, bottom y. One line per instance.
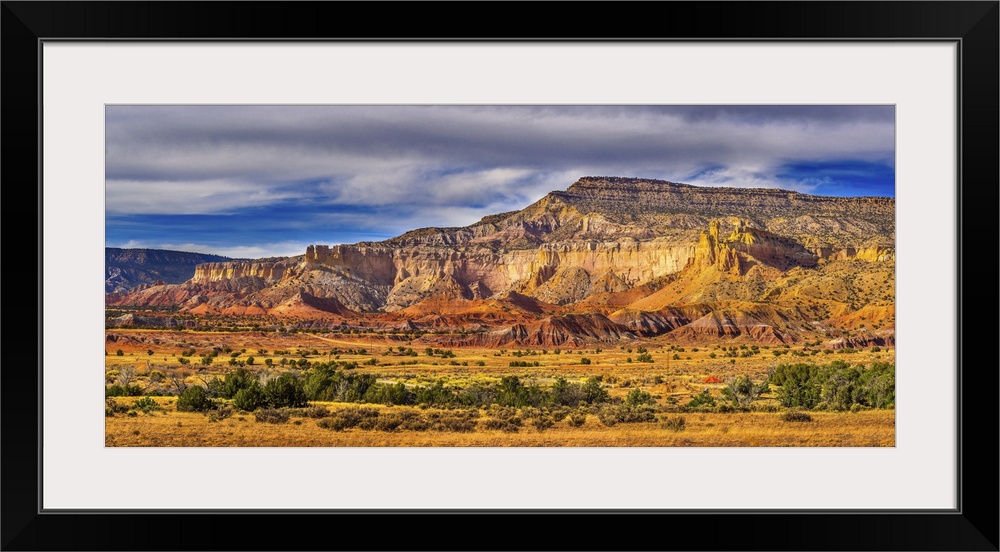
492, 406, 518, 420
597, 404, 657, 426
495, 376, 545, 408
317, 416, 352, 431
551, 377, 587, 407
106, 384, 143, 397
363, 382, 416, 406
859, 362, 895, 408
568, 413, 587, 427
686, 389, 716, 409
399, 417, 431, 432
233, 384, 267, 412
218, 368, 258, 399
176, 386, 215, 412
781, 410, 813, 422
263, 373, 308, 408
532, 417, 554, 432
625, 387, 654, 407
303, 366, 376, 402
769, 363, 822, 409
105, 398, 129, 416
770, 361, 894, 410
304, 405, 331, 418
254, 408, 290, 424
317, 407, 380, 431
820, 363, 864, 410
369, 413, 406, 432
582, 377, 610, 404
483, 417, 521, 432
661, 416, 686, 432
207, 404, 234, 422
721, 375, 769, 408
431, 415, 477, 432
520, 407, 542, 419
131, 396, 162, 414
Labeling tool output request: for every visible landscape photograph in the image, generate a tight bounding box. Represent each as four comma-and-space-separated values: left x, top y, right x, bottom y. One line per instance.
105, 105, 896, 447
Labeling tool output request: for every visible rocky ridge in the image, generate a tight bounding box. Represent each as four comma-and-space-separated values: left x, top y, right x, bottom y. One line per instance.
105, 248, 232, 293
107, 177, 896, 346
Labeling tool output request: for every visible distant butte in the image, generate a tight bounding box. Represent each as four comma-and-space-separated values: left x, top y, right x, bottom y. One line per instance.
107, 177, 895, 348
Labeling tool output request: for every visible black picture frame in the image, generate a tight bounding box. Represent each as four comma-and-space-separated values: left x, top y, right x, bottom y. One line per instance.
3, 2, 997, 550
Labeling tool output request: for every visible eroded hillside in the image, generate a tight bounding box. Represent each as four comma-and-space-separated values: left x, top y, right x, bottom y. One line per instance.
107, 177, 895, 347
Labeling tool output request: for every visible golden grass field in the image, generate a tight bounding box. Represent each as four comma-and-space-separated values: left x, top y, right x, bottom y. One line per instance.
105, 329, 895, 447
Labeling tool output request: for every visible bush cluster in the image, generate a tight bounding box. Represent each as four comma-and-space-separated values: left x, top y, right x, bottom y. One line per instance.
769, 361, 894, 410
207, 404, 234, 423
315, 407, 477, 433
254, 408, 291, 424
483, 417, 522, 433
781, 410, 814, 422
685, 389, 716, 410
130, 396, 162, 414
203, 369, 308, 412
298, 364, 614, 410
105, 398, 130, 416
661, 415, 686, 432
105, 384, 143, 397
596, 404, 658, 426
176, 386, 216, 412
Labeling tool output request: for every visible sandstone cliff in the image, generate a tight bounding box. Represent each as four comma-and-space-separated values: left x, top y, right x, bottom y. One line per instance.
108, 177, 895, 344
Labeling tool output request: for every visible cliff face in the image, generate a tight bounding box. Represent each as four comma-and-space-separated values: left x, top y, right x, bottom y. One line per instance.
560, 177, 894, 238
108, 177, 895, 344
192, 258, 297, 283
106, 248, 231, 293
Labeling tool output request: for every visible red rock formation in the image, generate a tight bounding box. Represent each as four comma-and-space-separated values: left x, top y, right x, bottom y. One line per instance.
108, 177, 895, 344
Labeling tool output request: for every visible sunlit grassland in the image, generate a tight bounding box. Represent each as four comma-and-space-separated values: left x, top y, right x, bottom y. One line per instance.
104, 329, 895, 447
105, 397, 894, 447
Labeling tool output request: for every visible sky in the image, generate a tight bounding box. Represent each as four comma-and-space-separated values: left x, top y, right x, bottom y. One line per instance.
106, 105, 895, 259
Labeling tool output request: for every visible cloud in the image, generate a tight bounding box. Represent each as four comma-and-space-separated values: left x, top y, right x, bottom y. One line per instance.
105, 105, 895, 255
105, 178, 312, 215
109, 239, 311, 259
681, 165, 812, 192
106, 105, 894, 194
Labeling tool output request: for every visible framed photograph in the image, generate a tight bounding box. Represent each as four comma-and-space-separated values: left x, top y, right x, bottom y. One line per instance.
4, 2, 997, 550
